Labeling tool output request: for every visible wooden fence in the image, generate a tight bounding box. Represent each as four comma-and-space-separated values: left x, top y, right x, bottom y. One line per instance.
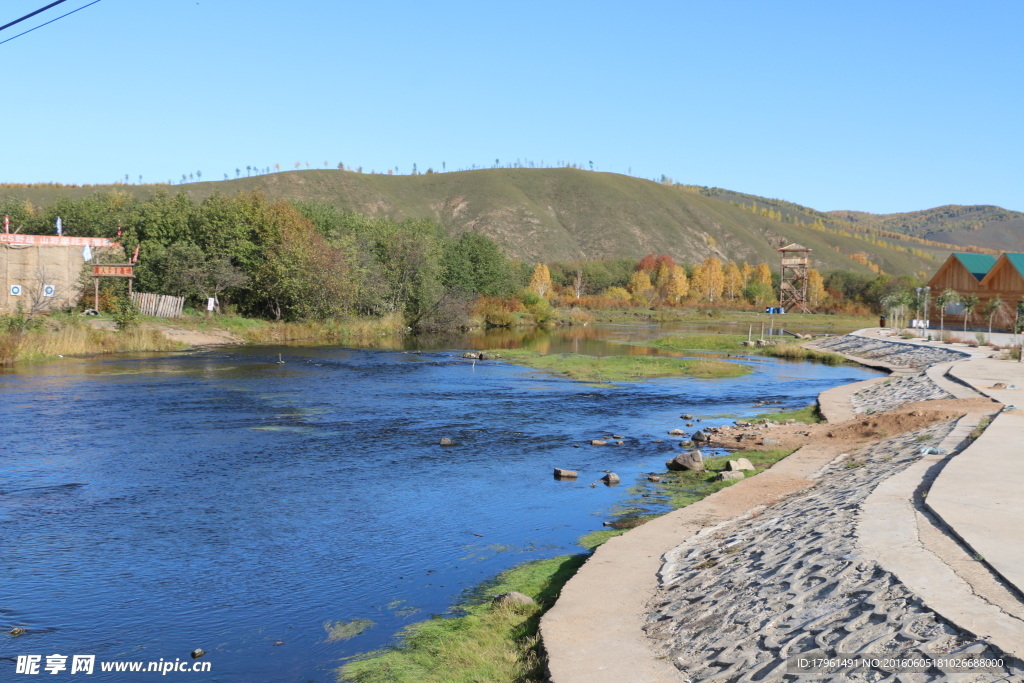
131, 292, 185, 318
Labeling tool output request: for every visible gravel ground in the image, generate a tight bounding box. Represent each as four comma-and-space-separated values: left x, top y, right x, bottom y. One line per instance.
645, 421, 1022, 683
850, 373, 953, 414
814, 336, 968, 369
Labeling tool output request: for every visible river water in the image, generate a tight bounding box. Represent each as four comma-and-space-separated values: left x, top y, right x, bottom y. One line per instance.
0, 325, 879, 681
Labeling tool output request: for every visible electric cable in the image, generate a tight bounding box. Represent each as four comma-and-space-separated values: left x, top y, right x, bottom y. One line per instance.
0, 1, 69, 33
0, 0, 101, 47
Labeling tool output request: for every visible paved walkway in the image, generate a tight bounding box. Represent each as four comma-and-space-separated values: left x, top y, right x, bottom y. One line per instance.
541, 330, 1024, 682
928, 357, 1024, 603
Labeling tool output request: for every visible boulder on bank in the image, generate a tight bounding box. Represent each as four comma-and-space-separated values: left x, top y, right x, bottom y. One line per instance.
717, 471, 745, 481
727, 458, 755, 472
762, 437, 779, 447
493, 591, 535, 606
666, 450, 704, 472
691, 430, 709, 442
648, 475, 661, 482
554, 468, 578, 479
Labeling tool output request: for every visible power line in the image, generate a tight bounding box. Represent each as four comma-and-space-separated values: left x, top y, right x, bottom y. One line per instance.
0, 1, 69, 33
0, 0, 101, 47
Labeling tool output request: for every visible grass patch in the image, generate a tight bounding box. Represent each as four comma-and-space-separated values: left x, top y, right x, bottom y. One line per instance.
338, 554, 588, 683
969, 416, 992, 441
488, 348, 750, 384
653, 449, 796, 509
645, 335, 846, 366
1, 318, 184, 363
755, 404, 823, 424
759, 343, 846, 365
165, 311, 407, 345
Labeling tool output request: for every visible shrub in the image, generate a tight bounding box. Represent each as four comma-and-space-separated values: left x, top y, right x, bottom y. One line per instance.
111, 296, 141, 330
604, 286, 631, 301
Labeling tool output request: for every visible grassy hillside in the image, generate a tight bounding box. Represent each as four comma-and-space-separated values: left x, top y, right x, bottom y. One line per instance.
828, 205, 1024, 252
0, 169, 969, 277
685, 185, 1021, 255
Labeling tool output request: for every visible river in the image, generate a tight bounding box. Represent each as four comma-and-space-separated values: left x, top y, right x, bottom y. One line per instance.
0, 325, 880, 681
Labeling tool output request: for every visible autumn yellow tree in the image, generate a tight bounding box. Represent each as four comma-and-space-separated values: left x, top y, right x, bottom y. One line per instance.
754, 263, 773, 287
654, 262, 672, 292
723, 262, 743, 300
665, 265, 689, 303
807, 268, 827, 306
741, 262, 755, 287
627, 269, 653, 295
695, 257, 724, 302
528, 263, 552, 297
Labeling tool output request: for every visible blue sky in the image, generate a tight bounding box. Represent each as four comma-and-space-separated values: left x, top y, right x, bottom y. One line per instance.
1, 0, 1020, 214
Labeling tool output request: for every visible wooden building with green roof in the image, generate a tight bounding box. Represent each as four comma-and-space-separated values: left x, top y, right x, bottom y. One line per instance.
927, 252, 1023, 330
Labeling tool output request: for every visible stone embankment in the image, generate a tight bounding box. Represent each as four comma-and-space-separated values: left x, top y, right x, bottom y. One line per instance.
849, 372, 952, 414
645, 421, 1020, 681
813, 334, 969, 368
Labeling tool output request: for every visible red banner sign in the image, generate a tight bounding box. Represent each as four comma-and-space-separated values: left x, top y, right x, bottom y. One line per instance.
1, 234, 117, 247
93, 265, 134, 277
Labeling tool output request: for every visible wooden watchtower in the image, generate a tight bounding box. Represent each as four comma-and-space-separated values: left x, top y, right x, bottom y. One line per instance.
778, 243, 811, 313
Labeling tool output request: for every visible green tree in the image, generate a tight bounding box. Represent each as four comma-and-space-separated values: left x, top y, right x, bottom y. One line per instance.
962, 295, 979, 332
936, 289, 960, 335
441, 232, 515, 296
983, 295, 1006, 341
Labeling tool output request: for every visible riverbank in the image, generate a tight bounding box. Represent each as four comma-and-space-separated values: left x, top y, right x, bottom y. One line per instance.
542, 331, 1024, 683
0, 311, 409, 364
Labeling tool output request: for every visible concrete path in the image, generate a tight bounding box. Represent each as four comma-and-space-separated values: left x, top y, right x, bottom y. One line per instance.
815, 376, 886, 423
926, 355, 1024, 602
858, 412, 1024, 660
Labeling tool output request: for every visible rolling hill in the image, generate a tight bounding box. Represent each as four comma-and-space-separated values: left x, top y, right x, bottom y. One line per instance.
2, 168, 1015, 278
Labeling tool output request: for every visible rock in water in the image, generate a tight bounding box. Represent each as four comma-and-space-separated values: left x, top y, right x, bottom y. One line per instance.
668, 428, 686, 436
717, 471, 745, 481
648, 475, 661, 482
681, 414, 693, 419
553, 468, 578, 479
601, 472, 620, 484
9, 628, 25, 637
492, 591, 535, 606
591, 439, 607, 446
439, 437, 454, 446
666, 450, 704, 472
691, 430, 709, 442
191, 649, 206, 660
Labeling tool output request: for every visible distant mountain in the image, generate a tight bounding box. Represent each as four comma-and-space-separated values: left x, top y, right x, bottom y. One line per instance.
827, 205, 1024, 253
2, 168, 1003, 277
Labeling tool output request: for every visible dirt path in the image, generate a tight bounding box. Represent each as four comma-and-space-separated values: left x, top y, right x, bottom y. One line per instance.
84, 317, 244, 347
